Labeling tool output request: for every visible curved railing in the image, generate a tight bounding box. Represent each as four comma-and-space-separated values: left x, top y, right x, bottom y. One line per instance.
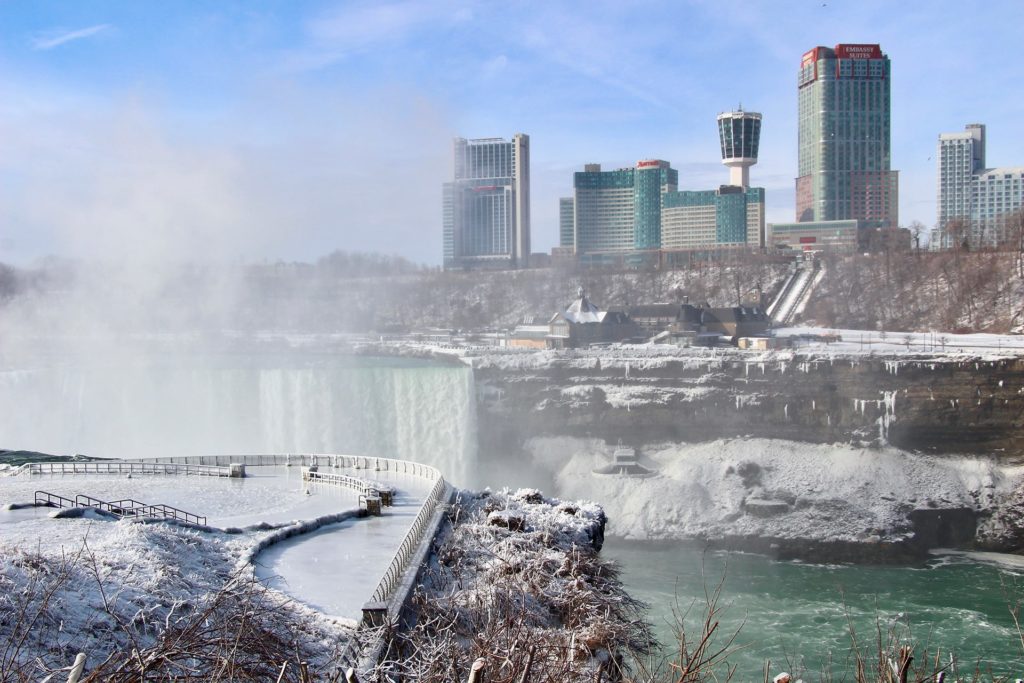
369, 472, 448, 603
24, 461, 233, 477
24, 452, 450, 615
139, 453, 448, 606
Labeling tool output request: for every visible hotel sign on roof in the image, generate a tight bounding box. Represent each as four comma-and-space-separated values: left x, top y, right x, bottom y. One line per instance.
835, 44, 882, 60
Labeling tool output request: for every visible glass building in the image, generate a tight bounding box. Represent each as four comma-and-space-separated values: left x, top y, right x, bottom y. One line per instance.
572, 161, 677, 256
796, 44, 898, 231
442, 134, 530, 269
559, 197, 574, 249
933, 124, 1024, 249
661, 187, 765, 250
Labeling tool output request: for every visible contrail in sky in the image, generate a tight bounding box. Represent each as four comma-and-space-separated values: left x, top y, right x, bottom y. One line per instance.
33, 24, 111, 50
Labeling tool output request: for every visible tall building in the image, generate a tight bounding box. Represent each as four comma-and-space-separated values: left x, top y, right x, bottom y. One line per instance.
796, 44, 898, 231
934, 124, 1024, 249
661, 187, 764, 251
559, 197, 575, 249
658, 108, 765, 259
573, 160, 677, 259
442, 134, 530, 269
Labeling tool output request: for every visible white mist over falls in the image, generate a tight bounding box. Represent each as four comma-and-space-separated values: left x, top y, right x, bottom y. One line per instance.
0, 354, 477, 485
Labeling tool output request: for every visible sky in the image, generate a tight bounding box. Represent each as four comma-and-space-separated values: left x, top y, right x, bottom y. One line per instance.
2, 0, 1023, 267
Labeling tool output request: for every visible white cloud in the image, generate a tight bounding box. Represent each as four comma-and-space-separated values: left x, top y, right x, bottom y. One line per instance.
31, 24, 112, 50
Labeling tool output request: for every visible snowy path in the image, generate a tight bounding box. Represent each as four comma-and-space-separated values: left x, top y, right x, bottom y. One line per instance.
254, 483, 431, 620
0, 464, 435, 622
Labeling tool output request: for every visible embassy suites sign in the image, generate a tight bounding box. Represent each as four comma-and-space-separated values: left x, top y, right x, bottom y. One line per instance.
835, 44, 883, 60
802, 44, 883, 65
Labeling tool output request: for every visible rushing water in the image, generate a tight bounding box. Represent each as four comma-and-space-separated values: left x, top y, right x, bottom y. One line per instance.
604, 539, 1024, 679
0, 353, 477, 485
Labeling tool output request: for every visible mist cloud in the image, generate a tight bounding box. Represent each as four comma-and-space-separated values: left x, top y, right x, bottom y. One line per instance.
0, 82, 453, 266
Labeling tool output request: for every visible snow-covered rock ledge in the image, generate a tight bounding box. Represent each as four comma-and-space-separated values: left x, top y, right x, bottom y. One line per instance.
531, 437, 1024, 563
370, 488, 654, 681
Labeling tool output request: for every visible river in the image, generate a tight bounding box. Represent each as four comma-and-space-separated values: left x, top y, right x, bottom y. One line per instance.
604, 539, 1024, 679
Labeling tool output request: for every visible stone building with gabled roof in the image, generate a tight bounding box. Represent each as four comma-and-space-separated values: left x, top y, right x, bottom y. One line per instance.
547, 288, 640, 349
627, 302, 769, 341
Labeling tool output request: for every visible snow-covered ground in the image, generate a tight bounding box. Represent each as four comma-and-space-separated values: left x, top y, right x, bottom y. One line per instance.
529, 436, 1024, 544
364, 324, 1024, 371
255, 480, 433, 620
776, 325, 1024, 356
0, 464, 434, 677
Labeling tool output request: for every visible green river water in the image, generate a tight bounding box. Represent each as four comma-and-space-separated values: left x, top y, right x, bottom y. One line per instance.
604, 540, 1024, 680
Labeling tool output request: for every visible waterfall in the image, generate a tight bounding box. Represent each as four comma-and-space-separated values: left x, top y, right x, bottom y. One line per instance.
0, 355, 478, 485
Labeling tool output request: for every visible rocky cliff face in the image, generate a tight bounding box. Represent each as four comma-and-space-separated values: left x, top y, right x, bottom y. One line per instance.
473, 351, 1024, 462
468, 349, 1024, 559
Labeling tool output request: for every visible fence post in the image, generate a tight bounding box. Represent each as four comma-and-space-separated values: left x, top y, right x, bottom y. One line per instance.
66, 653, 86, 683
467, 658, 486, 683
517, 645, 535, 683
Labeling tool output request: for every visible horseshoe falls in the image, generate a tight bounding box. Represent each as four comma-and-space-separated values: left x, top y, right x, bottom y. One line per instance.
0, 355, 477, 485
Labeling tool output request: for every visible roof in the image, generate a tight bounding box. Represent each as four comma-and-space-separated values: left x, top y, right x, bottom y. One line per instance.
511, 324, 550, 340
628, 304, 685, 319
563, 287, 604, 324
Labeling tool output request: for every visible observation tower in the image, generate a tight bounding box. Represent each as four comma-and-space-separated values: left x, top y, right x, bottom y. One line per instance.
717, 109, 761, 188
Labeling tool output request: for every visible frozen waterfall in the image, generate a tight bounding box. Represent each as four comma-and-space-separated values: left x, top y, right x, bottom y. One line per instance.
0, 355, 477, 485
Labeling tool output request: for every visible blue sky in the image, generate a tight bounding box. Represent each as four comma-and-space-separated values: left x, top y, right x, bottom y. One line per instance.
2, 0, 1023, 266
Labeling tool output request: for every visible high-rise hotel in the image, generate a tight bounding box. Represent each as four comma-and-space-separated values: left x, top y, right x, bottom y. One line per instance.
795, 44, 898, 230
443, 134, 530, 270
560, 109, 765, 266
933, 124, 1024, 249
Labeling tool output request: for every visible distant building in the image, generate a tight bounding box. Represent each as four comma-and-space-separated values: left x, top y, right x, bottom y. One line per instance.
507, 320, 550, 349
661, 186, 765, 252
657, 109, 765, 261
796, 45, 898, 231
559, 197, 575, 250
932, 124, 1024, 250
443, 134, 530, 270
565, 110, 766, 266
547, 288, 640, 349
767, 219, 860, 253
573, 161, 677, 259
627, 302, 769, 340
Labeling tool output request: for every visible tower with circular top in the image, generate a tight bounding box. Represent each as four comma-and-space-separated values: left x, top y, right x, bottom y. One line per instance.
717, 109, 761, 188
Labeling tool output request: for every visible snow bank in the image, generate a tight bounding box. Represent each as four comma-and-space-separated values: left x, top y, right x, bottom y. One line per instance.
0, 520, 353, 678
375, 488, 652, 681
535, 437, 1023, 545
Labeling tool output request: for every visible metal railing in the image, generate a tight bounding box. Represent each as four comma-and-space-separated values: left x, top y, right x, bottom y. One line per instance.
141, 453, 439, 479
25, 461, 233, 477
35, 490, 76, 509
71, 493, 206, 525
33, 490, 206, 525
369, 473, 448, 603
302, 469, 393, 506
